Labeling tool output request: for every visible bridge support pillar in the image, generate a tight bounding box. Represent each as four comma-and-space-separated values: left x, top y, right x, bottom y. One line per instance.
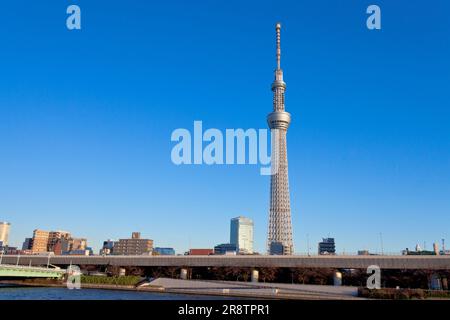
251, 269, 259, 283
429, 273, 442, 290
180, 268, 188, 280
442, 277, 448, 290
333, 271, 342, 286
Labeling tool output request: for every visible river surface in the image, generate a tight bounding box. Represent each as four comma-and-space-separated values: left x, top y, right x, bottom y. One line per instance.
0, 285, 232, 300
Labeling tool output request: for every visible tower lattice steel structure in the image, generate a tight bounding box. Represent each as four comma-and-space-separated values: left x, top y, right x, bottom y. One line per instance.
267, 23, 294, 255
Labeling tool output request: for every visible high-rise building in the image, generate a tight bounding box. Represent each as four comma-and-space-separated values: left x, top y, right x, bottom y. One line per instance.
266, 23, 294, 255
31, 229, 50, 253
29, 229, 87, 254
113, 232, 153, 255
22, 238, 33, 250
230, 216, 254, 254
61, 237, 87, 254
0, 222, 11, 247
48, 231, 71, 252
71, 238, 87, 251
318, 238, 336, 255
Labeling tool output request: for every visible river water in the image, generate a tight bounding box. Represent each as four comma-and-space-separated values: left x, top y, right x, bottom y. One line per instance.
0, 285, 231, 300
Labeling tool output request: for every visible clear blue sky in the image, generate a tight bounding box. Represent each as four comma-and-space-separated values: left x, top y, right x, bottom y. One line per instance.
0, 1, 449, 254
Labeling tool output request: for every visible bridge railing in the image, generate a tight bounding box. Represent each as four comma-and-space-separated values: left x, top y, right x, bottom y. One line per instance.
0, 264, 65, 272
293, 252, 405, 256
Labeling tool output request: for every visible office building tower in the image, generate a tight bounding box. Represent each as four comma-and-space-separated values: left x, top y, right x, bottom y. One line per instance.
0, 222, 11, 247
230, 216, 254, 254
31, 229, 50, 253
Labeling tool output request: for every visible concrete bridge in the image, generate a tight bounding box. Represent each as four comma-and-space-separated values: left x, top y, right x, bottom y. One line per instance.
1, 255, 450, 270
0, 264, 65, 279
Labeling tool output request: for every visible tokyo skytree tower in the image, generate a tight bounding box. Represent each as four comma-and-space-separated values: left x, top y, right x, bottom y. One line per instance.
267, 23, 294, 255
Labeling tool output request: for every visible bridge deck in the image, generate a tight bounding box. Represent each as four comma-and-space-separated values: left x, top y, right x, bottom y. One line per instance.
2, 255, 450, 270
0, 264, 65, 279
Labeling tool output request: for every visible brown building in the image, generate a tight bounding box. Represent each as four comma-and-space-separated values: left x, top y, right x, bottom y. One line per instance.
31, 229, 50, 253
30, 229, 87, 255
61, 237, 87, 253
188, 249, 214, 256
113, 232, 153, 255
48, 231, 71, 252
53, 240, 63, 255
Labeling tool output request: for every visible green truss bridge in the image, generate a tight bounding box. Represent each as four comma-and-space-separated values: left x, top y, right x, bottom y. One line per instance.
0, 264, 65, 279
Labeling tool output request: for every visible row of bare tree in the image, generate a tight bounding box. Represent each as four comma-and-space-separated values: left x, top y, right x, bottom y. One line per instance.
95, 265, 449, 289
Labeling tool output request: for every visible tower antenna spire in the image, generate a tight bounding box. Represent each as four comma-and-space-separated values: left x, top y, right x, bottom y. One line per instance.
276, 22, 281, 69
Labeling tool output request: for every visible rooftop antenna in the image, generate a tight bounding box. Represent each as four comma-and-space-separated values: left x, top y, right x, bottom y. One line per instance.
379, 232, 384, 255
276, 22, 281, 70
306, 234, 310, 256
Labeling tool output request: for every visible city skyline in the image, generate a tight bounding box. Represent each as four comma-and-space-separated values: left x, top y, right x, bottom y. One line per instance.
2, 215, 448, 255
1, 1, 449, 254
